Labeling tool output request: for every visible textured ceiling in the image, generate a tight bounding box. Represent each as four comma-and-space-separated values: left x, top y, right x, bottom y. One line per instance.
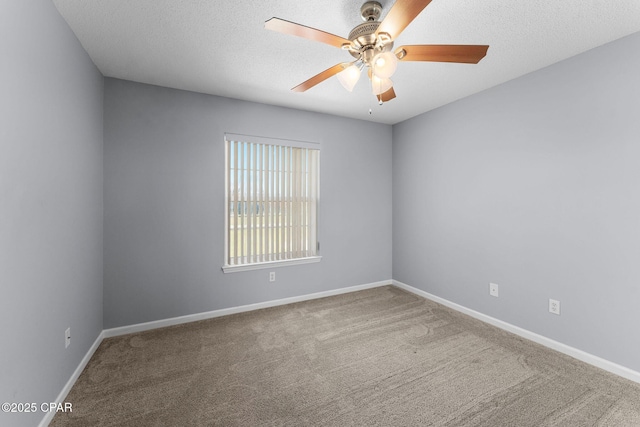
52, 0, 640, 125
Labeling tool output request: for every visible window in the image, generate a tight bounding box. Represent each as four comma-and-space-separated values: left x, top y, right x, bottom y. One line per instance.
223, 134, 320, 272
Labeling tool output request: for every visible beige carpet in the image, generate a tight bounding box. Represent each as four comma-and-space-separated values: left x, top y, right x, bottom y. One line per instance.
51, 286, 640, 426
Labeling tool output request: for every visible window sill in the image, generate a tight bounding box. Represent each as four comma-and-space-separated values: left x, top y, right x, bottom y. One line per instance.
222, 256, 322, 273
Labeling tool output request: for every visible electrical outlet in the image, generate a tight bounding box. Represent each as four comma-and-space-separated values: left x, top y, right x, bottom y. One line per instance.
269, 271, 276, 282
65, 327, 71, 348
489, 283, 499, 297
549, 299, 561, 315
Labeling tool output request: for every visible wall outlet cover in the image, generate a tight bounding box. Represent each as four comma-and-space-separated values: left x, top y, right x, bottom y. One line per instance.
489, 283, 499, 297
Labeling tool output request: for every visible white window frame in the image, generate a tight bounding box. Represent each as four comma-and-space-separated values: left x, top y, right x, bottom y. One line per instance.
222, 133, 321, 273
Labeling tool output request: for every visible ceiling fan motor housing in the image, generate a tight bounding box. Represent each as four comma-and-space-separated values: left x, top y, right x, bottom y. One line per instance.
348, 2, 393, 61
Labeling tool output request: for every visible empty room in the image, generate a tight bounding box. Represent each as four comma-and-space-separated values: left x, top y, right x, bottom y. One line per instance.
3, 0, 640, 426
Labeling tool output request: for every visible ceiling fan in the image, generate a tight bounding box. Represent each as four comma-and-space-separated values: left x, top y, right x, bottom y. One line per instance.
265, 0, 489, 104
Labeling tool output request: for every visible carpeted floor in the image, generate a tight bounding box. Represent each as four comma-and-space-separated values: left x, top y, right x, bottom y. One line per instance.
51, 286, 640, 426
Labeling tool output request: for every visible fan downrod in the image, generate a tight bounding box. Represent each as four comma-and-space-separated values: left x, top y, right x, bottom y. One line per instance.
360, 1, 382, 22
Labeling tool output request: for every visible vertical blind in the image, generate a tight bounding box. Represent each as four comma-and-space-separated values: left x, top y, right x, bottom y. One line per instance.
225, 135, 319, 267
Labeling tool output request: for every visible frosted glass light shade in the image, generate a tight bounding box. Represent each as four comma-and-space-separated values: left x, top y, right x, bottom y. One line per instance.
372, 52, 398, 79
336, 65, 361, 92
371, 75, 393, 95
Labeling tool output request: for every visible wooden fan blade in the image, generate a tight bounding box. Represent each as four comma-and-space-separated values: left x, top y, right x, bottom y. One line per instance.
292, 63, 350, 92
265, 18, 351, 49
376, 0, 433, 40
379, 87, 396, 102
396, 44, 489, 63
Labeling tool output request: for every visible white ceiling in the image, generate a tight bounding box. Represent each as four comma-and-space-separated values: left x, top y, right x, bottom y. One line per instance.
52, 0, 640, 125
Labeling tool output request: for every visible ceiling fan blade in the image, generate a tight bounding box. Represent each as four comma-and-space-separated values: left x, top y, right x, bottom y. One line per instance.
375, 0, 433, 40
265, 18, 351, 49
396, 44, 489, 63
379, 87, 396, 102
292, 63, 351, 92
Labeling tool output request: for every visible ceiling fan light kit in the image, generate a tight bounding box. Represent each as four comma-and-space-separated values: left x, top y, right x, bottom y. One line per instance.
371, 75, 393, 96
265, 0, 489, 104
372, 51, 398, 79
336, 63, 363, 92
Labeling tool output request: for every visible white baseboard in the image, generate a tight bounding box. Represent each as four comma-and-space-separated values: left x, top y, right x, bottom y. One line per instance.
393, 280, 640, 385
38, 331, 105, 427
103, 280, 393, 338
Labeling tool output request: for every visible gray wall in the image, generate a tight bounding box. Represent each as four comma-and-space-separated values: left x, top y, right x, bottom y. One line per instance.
103, 79, 392, 328
393, 31, 640, 372
0, 2, 103, 427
